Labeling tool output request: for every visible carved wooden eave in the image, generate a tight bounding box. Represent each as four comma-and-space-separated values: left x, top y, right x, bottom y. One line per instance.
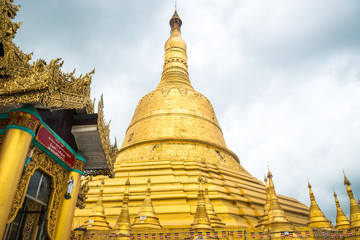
0, 59, 94, 112
71, 97, 118, 177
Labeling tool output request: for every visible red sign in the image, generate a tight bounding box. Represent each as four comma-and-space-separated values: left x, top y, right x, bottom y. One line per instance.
36, 126, 75, 167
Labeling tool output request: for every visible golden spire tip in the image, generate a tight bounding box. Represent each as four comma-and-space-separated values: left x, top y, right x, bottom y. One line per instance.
307, 179, 312, 189
343, 169, 350, 185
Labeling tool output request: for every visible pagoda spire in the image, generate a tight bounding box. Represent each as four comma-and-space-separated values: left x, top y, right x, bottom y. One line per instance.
114, 178, 132, 238
333, 190, 350, 229
203, 178, 225, 228
307, 181, 332, 229
264, 168, 294, 233
157, 9, 192, 89
191, 175, 213, 232
81, 179, 112, 230
132, 178, 162, 229
343, 170, 360, 229
256, 175, 270, 228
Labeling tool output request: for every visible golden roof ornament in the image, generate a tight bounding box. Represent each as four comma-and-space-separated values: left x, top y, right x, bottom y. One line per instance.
132, 178, 162, 229
0, 0, 31, 74
307, 181, 332, 229
191, 175, 213, 232
0, 1, 95, 110
333, 190, 350, 229
114, 178, 132, 238
81, 179, 112, 230
256, 175, 270, 229
203, 178, 225, 228
343, 170, 360, 229
264, 168, 295, 235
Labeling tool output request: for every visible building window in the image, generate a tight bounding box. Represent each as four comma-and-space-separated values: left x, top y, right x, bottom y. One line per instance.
3, 170, 52, 240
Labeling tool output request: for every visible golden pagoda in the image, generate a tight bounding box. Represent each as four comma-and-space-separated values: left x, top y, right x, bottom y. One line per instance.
113, 178, 131, 238
343, 171, 360, 229
81, 179, 112, 230
191, 176, 213, 232
73, 9, 309, 228
333, 191, 350, 229
264, 169, 294, 233
203, 178, 226, 228
131, 178, 162, 229
256, 175, 270, 229
307, 181, 332, 229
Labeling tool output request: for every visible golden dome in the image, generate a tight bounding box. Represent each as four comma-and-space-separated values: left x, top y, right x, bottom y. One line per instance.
119, 10, 241, 170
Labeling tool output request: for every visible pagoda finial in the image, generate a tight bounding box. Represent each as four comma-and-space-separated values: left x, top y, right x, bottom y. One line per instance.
158, 9, 191, 89
267, 164, 273, 179
342, 171, 360, 228
333, 189, 350, 229
203, 177, 225, 228
147, 178, 151, 196
307, 181, 332, 229
343, 169, 351, 186
132, 178, 162, 229
114, 178, 132, 238
169, 8, 182, 33
80, 178, 112, 230
191, 176, 213, 232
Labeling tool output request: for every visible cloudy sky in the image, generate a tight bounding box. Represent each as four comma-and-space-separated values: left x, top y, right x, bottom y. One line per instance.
14, 0, 360, 223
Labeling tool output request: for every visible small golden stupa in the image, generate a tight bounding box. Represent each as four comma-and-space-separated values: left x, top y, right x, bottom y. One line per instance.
343, 171, 360, 229
307, 181, 332, 229
113, 178, 131, 238
80, 180, 112, 230
131, 178, 162, 229
333, 191, 350, 229
191, 175, 213, 232
264, 169, 294, 232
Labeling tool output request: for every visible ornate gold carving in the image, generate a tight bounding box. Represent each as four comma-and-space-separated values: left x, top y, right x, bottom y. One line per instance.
74, 159, 86, 172
0, 0, 31, 75
22, 199, 42, 240
76, 176, 92, 209
8, 146, 67, 239
8, 111, 40, 133
0, 2, 94, 110
85, 95, 118, 177
83, 169, 113, 178
0, 59, 94, 109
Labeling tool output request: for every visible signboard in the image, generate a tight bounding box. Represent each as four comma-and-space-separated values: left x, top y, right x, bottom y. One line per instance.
36, 125, 75, 167
140, 216, 147, 220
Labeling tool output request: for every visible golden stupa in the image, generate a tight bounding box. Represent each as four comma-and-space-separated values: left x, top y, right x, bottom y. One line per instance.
73, 10, 309, 229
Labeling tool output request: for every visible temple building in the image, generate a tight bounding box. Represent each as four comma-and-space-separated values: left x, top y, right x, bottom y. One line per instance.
73, 10, 310, 229
0, 1, 117, 239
